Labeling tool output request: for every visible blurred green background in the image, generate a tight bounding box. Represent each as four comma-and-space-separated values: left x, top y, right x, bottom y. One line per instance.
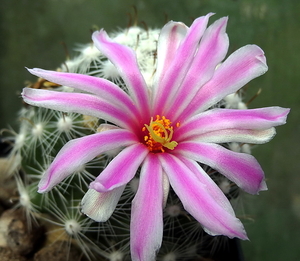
0, 0, 299, 260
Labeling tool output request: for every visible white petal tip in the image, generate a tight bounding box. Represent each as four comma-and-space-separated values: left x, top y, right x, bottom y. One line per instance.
81, 189, 105, 222
81, 187, 124, 222
37, 178, 51, 193
37, 187, 47, 194
258, 180, 268, 192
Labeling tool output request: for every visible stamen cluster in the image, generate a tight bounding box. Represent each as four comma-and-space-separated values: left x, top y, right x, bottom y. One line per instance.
143, 115, 178, 153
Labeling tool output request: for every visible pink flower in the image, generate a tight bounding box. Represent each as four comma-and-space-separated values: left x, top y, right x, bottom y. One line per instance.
22, 14, 289, 261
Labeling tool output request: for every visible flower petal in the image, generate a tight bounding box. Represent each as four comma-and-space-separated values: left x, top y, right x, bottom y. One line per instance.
153, 21, 188, 92
38, 129, 138, 192
159, 153, 248, 239
22, 87, 135, 130
178, 156, 235, 215
131, 154, 164, 261
92, 30, 150, 118
167, 17, 229, 118
174, 141, 266, 194
27, 68, 141, 122
153, 14, 212, 114
176, 107, 290, 141
191, 128, 276, 144
177, 44, 268, 120
90, 143, 148, 192
81, 187, 125, 222
162, 172, 170, 208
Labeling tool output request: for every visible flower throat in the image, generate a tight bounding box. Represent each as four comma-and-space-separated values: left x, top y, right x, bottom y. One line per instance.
143, 115, 179, 153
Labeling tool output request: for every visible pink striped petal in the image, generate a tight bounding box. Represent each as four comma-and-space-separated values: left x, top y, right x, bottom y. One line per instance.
131, 154, 163, 261
174, 141, 266, 194
153, 21, 188, 94
92, 30, 150, 118
90, 143, 148, 192
178, 156, 235, 215
167, 17, 229, 118
176, 45, 268, 121
81, 187, 125, 222
27, 68, 141, 122
38, 129, 138, 192
153, 14, 212, 114
159, 153, 248, 239
22, 87, 135, 130
176, 107, 290, 141
191, 128, 276, 144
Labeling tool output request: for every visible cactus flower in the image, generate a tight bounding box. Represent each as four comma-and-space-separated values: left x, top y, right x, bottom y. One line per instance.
22, 13, 289, 261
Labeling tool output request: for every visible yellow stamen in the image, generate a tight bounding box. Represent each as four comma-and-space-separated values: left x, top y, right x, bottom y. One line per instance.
143, 115, 179, 153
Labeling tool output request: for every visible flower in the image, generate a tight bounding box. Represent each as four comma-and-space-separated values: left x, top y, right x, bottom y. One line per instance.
22, 13, 289, 261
